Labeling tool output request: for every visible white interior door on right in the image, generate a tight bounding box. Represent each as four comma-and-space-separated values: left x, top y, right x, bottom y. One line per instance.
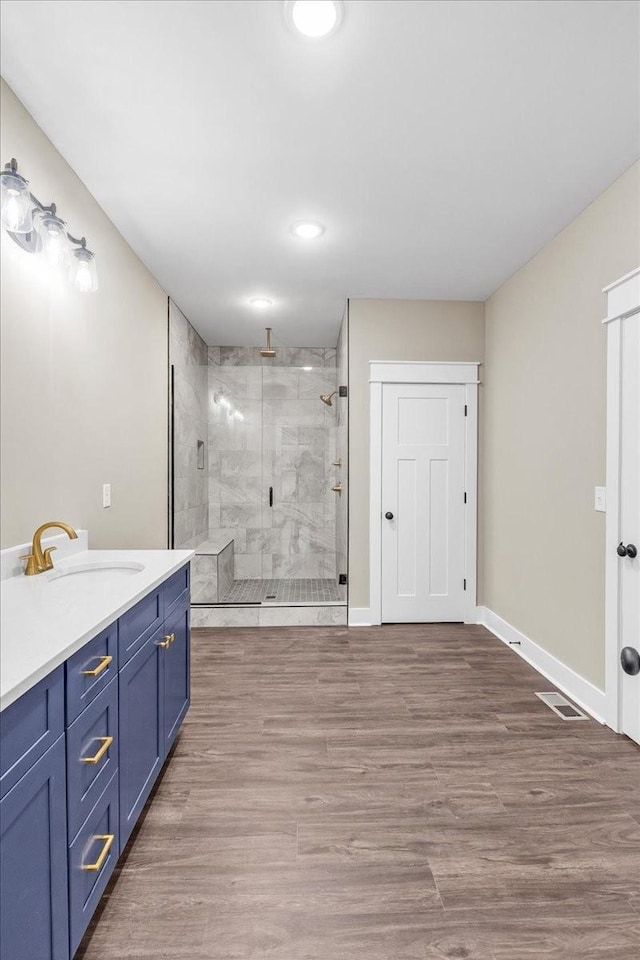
619, 312, 640, 745
381, 382, 466, 623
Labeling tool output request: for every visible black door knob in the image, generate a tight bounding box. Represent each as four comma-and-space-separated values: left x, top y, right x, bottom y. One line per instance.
620, 647, 640, 676
618, 542, 638, 558
385, 512, 394, 520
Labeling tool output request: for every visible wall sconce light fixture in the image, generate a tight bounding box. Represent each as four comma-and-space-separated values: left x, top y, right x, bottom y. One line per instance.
1, 158, 98, 292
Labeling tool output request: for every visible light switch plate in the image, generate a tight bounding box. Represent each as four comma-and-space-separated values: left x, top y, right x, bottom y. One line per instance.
594, 486, 606, 512
103, 483, 112, 508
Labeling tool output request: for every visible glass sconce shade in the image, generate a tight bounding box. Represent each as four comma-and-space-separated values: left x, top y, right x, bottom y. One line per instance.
69, 246, 98, 292
1, 159, 98, 288
0, 169, 33, 233
35, 210, 69, 266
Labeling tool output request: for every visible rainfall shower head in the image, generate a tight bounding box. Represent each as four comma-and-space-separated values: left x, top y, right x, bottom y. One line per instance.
260, 327, 276, 358
320, 391, 337, 406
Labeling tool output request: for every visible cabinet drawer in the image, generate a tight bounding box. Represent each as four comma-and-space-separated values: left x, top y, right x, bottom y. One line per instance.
119, 588, 164, 665
0, 666, 64, 799
68, 770, 119, 957
163, 563, 190, 618
67, 677, 118, 841
66, 623, 118, 724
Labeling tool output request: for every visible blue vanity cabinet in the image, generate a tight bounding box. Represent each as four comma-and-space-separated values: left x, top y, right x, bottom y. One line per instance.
0, 736, 69, 960
0, 561, 191, 960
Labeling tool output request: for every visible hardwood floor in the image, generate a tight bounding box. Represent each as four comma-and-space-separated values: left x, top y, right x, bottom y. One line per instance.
77, 623, 640, 960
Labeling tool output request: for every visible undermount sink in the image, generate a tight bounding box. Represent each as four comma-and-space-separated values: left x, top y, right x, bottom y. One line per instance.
47, 561, 145, 583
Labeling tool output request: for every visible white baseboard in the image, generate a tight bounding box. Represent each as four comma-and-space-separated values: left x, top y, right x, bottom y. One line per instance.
348, 607, 374, 626
476, 606, 607, 724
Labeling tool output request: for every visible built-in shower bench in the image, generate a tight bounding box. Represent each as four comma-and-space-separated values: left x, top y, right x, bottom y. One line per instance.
191, 535, 234, 604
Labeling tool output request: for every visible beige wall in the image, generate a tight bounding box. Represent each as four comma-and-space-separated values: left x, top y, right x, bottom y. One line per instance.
0, 80, 168, 549
348, 299, 485, 608
483, 162, 640, 689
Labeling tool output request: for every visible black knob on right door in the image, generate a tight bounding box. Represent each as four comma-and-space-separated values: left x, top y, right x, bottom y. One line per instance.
618, 542, 638, 558
620, 647, 640, 676
385, 512, 394, 520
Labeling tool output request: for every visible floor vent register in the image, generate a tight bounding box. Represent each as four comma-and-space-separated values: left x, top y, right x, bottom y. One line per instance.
535, 691, 589, 720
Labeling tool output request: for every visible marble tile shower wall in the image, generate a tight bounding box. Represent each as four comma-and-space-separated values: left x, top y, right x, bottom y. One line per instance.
169, 301, 209, 549
208, 347, 337, 580
335, 314, 348, 601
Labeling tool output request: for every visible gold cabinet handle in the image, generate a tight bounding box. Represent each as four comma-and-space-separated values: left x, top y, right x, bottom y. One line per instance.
81, 834, 115, 872
156, 633, 175, 649
81, 655, 113, 677
80, 736, 113, 765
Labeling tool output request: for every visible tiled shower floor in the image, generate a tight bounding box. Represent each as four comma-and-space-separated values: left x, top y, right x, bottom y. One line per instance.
220, 578, 341, 604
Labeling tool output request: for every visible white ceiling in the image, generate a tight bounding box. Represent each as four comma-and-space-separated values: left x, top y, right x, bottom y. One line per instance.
1, 0, 638, 347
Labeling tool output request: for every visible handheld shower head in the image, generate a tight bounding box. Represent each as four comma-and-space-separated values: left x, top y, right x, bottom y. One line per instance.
320, 391, 337, 407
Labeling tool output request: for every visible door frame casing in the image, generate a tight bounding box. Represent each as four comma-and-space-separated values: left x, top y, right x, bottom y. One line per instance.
603, 268, 640, 732
369, 361, 480, 626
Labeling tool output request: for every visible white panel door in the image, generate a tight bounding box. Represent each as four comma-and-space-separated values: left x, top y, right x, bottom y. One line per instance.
381, 383, 466, 622
619, 313, 640, 745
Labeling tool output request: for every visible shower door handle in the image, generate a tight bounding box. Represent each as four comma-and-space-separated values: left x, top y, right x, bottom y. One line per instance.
269, 486, 273, 507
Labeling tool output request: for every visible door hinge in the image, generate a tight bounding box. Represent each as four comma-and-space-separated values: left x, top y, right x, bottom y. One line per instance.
464, 492, 467, 504
339, 573, 347, 585
463, 579, 467, 591
464, 404, 468, 417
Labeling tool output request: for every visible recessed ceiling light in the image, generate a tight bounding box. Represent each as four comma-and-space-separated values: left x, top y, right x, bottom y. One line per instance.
291, 220, 325, 240
285, 1, 344, 39
249, 297, 273, 309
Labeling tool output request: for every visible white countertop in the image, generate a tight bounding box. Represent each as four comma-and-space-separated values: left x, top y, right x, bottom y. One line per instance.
0, 547, 193, 712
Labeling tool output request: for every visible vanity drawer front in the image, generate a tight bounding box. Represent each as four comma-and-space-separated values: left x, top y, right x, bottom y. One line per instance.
119, 588, 164, 665
0, 666, 65, 799
163, 563, 190, 618
67, 677, 118, 840
68, 770, 119, 957
66, 623, 118, 724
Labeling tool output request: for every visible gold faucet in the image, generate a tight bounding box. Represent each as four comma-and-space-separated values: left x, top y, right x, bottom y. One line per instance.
20, 521, 78, 576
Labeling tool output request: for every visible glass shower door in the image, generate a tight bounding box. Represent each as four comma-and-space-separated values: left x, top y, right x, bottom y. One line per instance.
261, 359, 338, 591
208, 347, 340, 602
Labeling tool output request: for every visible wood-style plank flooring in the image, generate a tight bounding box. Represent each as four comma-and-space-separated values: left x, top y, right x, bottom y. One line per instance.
77, 624, 640, 960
